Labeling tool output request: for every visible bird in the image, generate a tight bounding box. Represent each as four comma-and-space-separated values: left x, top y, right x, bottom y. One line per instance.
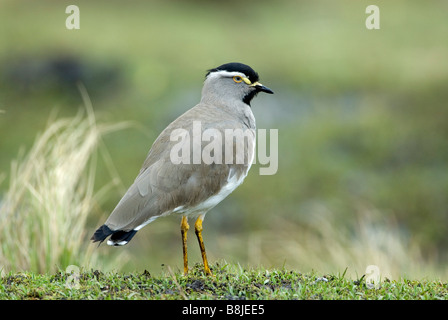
91, 62, 273, 275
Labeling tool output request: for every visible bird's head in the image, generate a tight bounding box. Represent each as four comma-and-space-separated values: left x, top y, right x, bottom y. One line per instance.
202, 62, 273, 107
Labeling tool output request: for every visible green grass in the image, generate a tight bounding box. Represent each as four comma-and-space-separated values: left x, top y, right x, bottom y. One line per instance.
1, 262, 446, 300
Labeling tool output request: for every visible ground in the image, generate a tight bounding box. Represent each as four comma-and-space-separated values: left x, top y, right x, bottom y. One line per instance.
0, 262, 446, 300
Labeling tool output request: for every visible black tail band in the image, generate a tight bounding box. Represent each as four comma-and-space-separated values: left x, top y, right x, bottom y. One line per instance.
91, 224, 137, 246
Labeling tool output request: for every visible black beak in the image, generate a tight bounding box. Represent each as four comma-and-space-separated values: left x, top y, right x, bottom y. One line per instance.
255, 84, 274, 94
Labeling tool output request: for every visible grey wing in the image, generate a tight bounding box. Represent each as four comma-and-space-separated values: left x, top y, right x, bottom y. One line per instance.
104, 158, 164, 231
103, 104, 253, 232
104, 159, 233, 231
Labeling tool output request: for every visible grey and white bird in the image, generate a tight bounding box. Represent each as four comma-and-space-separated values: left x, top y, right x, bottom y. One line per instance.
91, 62, 273, 275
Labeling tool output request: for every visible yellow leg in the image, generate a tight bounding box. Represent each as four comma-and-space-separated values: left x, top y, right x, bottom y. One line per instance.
195, 215, 212, 275
180, 216, 189, 275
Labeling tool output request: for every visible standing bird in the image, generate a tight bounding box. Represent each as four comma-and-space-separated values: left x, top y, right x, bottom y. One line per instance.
91, 62, 273, 275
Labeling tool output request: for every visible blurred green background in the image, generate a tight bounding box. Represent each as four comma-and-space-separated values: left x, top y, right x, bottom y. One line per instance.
1, 0, 447, 279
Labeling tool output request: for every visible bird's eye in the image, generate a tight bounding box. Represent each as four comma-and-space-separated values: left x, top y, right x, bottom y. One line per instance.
233, 76, 243, 83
